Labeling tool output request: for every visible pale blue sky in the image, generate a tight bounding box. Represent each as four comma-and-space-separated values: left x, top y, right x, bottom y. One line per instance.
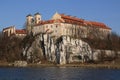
0, 0, 120, 34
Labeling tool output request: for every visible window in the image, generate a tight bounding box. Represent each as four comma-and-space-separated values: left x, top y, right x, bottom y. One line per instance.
56, 25, 58, 28
10, 30, 11, 34
51, 25, 53, 28
55, 30, 57, 32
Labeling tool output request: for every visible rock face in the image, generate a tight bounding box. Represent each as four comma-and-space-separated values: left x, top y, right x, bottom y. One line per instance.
56, 36, 93, 64
13, 61, 27, 67
23, 33, 93, 65
93, 50, 116, 61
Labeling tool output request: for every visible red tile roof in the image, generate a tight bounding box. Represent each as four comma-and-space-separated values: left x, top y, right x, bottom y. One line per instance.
16, 29, 26, 34
83, 21, 92, 26
84, 21, 111, 30
60, 14, 84, 25
60, 14, 111, 30
34, 13, 111, 30
60, 14, 84, 22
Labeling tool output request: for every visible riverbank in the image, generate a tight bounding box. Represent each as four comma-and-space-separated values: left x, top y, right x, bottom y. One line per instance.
0, 62, 120, 69
0, 62, 10, 67
28, 63, 120, 69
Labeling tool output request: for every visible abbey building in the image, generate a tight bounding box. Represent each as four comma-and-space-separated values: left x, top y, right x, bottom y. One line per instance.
3, 12, 111, 38
26, 12, 111, 39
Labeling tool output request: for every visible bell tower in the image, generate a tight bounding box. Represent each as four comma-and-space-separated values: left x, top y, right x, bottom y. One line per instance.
26, 14, 33, 34
34, 12, 41, 24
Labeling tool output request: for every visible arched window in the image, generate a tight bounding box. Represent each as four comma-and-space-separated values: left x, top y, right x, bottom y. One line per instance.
51, 25, 53, 28
56, 25, 58, 28
10, 30, 11, 34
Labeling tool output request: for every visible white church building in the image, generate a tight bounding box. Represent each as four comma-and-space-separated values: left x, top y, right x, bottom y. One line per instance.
26, 12, 111, 39
3, 12, 111, 39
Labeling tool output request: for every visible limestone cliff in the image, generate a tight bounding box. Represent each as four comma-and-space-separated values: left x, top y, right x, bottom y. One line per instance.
22, 33, 93, 64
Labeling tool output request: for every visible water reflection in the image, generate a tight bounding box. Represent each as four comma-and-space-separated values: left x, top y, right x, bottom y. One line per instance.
0, 67, 120, 80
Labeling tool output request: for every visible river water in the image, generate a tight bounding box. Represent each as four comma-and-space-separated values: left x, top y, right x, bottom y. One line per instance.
0, 67, 120, 80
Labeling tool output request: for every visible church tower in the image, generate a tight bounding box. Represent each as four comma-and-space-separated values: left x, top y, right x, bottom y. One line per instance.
26, 14, 33, 34
34, 12, 41, 24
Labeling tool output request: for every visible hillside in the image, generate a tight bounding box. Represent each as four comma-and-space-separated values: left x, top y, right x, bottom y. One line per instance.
0, 32, 120, 64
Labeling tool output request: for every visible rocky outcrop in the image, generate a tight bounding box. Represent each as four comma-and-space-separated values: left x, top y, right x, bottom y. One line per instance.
22, 33, 93, 65
55, 36, 92, 64
93, 50, 117, 61
13, 61, 27, 67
